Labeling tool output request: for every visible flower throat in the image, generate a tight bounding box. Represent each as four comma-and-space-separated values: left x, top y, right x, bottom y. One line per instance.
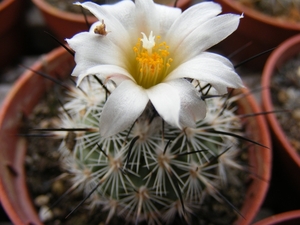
133, 31, 173, 89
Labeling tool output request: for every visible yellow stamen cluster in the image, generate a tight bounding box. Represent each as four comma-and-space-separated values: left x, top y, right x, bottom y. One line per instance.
133, 34, 173, 89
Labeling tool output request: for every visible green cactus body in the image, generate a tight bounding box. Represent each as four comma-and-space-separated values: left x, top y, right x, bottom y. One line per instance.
54, 76, 244, 224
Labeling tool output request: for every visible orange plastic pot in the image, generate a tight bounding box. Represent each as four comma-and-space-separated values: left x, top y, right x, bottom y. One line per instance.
0, 47, 271, 224
214, 0, 300, 70
261, 34, 300, 186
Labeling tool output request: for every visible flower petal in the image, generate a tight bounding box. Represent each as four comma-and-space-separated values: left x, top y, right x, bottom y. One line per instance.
76, 64, 133, 86
146, 82, 181, 128
67, 32, 130, 77
166, 52, 243, 94
170, 12, 241, 65
99, 80, 149, 137
77, 1, 136, 50
135, 0, 159, 35
165, 2, 222, 47
155, 4, 182, 37
169, 80, 206, 128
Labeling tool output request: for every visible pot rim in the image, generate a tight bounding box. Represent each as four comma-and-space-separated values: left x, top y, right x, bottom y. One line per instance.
262, 34, 300, 167
252, 209, 300, 225
31, 0, 192, 23
233, 87, 272, 225
0, 47, 73, 225
218, 0, 300, 31
31, 0, 97, 23
0, 0, 15, 11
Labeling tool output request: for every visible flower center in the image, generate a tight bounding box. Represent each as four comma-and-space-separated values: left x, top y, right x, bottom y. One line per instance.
132, 31, 173, 89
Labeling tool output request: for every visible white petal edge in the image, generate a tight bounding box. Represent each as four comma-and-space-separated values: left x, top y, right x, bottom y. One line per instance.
165, 52, 243, 94
171, 13, 242, 65
76, 1, 135, 52
76, 64, 133, 86
99, 80, 149, 137
165, 2, 222, 49
67, 32, 130, 76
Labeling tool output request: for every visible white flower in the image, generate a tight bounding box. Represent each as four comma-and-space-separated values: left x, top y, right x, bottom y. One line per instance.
66, 0, 243, 137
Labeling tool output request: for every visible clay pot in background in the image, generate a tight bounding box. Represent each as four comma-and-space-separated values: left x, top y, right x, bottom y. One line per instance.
32, 0, 97, 41
261, 34, 300, 188
214, 0, 300, 70
0, 0, 27, 68
0, 47, 75, 225
253, 210, 300, 225
31, 0, 191, 41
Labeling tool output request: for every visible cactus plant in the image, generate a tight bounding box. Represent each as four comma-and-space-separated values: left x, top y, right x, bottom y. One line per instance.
47, 78, 245, 225
29, 76, 250, 225
25, 0, 258, 224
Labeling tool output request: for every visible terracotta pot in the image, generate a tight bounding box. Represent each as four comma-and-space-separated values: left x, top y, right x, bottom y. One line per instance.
0, 0, 24, 34
214, 0, 300, 70
0, 47, 75, 225
252, 210, 300, 225
261, 34, 300, 187
32, 0, 97, 41
32, 0, 191, 41
0, 0, 26, 67
233, 87, 271, 225
0, 47, 271, 224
